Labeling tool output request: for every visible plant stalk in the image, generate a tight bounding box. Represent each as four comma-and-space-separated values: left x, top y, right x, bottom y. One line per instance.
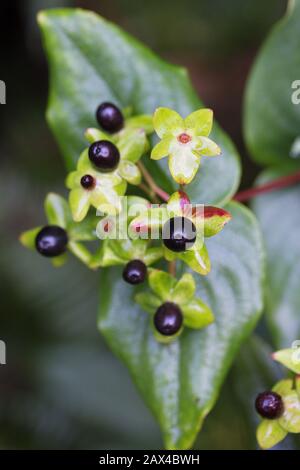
138, 162, 170, 202
234, 170, 300, 202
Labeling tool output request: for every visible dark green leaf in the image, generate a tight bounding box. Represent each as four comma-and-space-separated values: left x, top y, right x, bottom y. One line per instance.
38, 8, 240, 206
244, 0, 300, 168
98, 202, 264, 449
252, 168, 300, 348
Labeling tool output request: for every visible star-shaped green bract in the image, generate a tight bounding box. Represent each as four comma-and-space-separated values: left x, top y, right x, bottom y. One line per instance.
20, 193, 96, 267
256, 378, 300, 450
129, 190, 231, 275
67, 126, 148, 222
89, 196, 163, 269
151, 107, 221, 185
135, 269, 214, 343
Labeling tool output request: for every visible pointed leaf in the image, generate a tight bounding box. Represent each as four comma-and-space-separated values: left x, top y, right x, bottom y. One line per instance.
252, 169, 300, 347
244, 1, 300, 168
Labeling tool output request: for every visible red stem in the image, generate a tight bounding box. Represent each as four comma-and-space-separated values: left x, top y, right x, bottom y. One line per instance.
234, 170, 300, 202
138, 162, 170, 202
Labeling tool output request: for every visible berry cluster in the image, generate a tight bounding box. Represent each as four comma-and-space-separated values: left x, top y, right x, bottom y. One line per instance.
20, 102, 231, 342
254, 347, 300, 449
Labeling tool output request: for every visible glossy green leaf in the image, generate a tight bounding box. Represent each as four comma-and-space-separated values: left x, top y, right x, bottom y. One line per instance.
244, 0, 300, 168
252, 168, 300, 348
98, 202, 264, 449
38, 8, 240, 205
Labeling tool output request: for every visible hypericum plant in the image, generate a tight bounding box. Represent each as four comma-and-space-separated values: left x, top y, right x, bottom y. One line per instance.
14, 0, 300, 450
20, 7, 271, 450
22, 98, 230, 339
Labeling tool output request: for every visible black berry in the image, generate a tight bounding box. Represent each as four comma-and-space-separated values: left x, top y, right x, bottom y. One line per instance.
122, 259, 147, 285
35, 225, 68, 258
154, 302, 183, 336
96, 102, 124, 133
255, 391, 284, 419
88, 140, 120, 172
80, 174, 95, 190
162, 216, 196, 252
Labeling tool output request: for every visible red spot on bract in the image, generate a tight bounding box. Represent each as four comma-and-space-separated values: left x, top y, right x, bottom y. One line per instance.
134, 224, 148, 233
103, 222, 110, 232
177, 133, 191, 144
178, 190, 190, 213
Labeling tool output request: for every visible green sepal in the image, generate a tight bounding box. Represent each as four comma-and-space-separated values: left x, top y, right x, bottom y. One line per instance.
119, 160, 142, 185
256, 419, 287, 450
184, 108, 213, 137
68, 240, 92, 267
171, 273, 195, 304
68, 212, 98, 241
148, 269, 177, 301
90, 240, 126, 269
272, 379, 294, 397
164, 241, 211, 276
278, 391, 300, 433
152, 323, 183, 344
126, 114, 154, 135
182, 299, 214, 329
296, 376, 300, 399
117, 128, 147, 163
153, 107, 184, 138
273, 348, 300, 374
19, 226, 42, 250
134, 292, 161, 314
51, 253, 68, 267
142, 247, 163, 266
45, 192, 71, 228
85, 127, 112, 143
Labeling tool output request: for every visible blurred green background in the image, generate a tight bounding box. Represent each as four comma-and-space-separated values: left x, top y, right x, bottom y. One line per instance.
1, 0, 298, 449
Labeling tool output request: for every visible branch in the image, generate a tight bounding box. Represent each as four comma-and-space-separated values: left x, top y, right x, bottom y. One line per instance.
138, 162, 170, 202
234, 170, 300, 202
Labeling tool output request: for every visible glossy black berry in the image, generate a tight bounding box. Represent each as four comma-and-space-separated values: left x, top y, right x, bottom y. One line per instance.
96, 102, 124, 133
88, 140, 120, 172
80, 174, 95, 190
35, 225, 68, 258
122, 259, 147, 285
154, 302, 183, 336
162, 216, 196, 252
255, 391, 284, 419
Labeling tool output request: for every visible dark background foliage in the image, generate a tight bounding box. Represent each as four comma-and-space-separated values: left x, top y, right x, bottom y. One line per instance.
1, 0, 298, 449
